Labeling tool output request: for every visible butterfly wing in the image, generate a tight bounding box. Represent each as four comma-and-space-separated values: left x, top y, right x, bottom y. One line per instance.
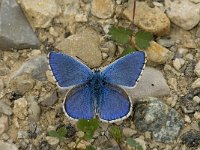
98, 84, 132, 123
63, 84, 94, 120
102, 51, 146, 88
48, 52, 93, 88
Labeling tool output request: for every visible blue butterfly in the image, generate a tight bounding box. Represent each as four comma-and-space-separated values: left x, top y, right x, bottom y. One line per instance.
48, 51, 146, 123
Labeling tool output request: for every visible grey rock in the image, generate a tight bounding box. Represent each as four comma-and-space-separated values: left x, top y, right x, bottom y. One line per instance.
134, 98, 184, 143
9, 74, 35, 95
157, 38, 175, 48
181, 130, 200, 148
56, 28, 102, 68
0, 141, 18, 150
0, 0, 40, 50
12, 56, 48, 81
0, 101, 12, 115
127, 67, 170, 100
39, 90, 58, 106
17, 130, 29, 139
27, 97, 41, 122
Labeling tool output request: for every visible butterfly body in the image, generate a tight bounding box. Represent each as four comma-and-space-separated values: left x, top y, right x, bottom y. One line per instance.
48, 51, 146, 122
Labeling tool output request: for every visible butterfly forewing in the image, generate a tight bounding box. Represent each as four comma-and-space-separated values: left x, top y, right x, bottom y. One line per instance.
102, 51, 146, 88
48, 52, 93, 88
63, 84, 95, 120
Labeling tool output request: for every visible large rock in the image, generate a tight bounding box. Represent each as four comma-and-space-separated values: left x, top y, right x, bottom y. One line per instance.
123, 1, 170, 36
20, 0, 61, 28
0, 0, 39, 50
56, 28, 102, 68
134, 98, 184, 143
12, 56, 49, 81
165, 0, 200, 30
127, 67, 170, 100
0, 141, 18, 150
91, 0, 115, 19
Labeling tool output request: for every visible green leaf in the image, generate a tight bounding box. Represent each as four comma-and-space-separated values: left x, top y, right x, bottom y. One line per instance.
121, 45, 136, 56
77, 119, 89, 132
85, 145, 95, 150
48, 130, 59, 137
126, 138, 143, 150
108, 26, 133, 45
57, 127, 67, 137
48, 126, 68, 141
109, 126, 123, 142
77, 118, 100, 140
135, 30, 153, 49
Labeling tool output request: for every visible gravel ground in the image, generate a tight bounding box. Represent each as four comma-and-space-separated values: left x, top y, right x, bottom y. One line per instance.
0, 0, 200, 150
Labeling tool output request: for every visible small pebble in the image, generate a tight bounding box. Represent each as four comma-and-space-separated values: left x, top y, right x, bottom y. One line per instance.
192, 78, 200, 89
184, 115, 191, 123
46, 136, 59, 146
193, 96, 200, 104
194, 112, 200, 120
13, 97, 28, 119
173, 58, 185, 70
122, 128, 137, 137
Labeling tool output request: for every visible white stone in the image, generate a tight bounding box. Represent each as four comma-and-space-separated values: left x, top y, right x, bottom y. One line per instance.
165, 0, 200, 30
177, 48, 188, 56
91, 0, 115, 19
193, 96, 200, 104
173, 58, 185, 70
195, 61, 200, 77
194, 112, 200, 119
184, 115, 191, 123
46, 136, 59, 145
192, 78, 200, 89
102, 52, 108, 59
20, 0, 61, 28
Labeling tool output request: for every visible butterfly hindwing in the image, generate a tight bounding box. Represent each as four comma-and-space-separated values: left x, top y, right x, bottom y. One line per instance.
102, 51, 146, 88
63, 84, 94, 120
98, 84, 132, 122
48, 52, 92, 88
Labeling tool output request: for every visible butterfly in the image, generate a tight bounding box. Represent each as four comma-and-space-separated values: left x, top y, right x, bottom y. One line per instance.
48, 51, 146, 123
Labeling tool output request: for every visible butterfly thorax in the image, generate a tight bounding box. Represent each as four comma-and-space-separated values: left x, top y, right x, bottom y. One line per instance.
88, 70, 106, 111
89, 70, 105, 93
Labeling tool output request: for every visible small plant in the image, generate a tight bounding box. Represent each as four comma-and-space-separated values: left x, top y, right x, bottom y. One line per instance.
109, 126, 123, 143
135, 30, 153, 49
126, 138, 143, 150
85, 145, 95, 150
108, 26, 153, 56
75, 118, 100, 149
77, 118, 100, 140
48, 126, 68, 141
